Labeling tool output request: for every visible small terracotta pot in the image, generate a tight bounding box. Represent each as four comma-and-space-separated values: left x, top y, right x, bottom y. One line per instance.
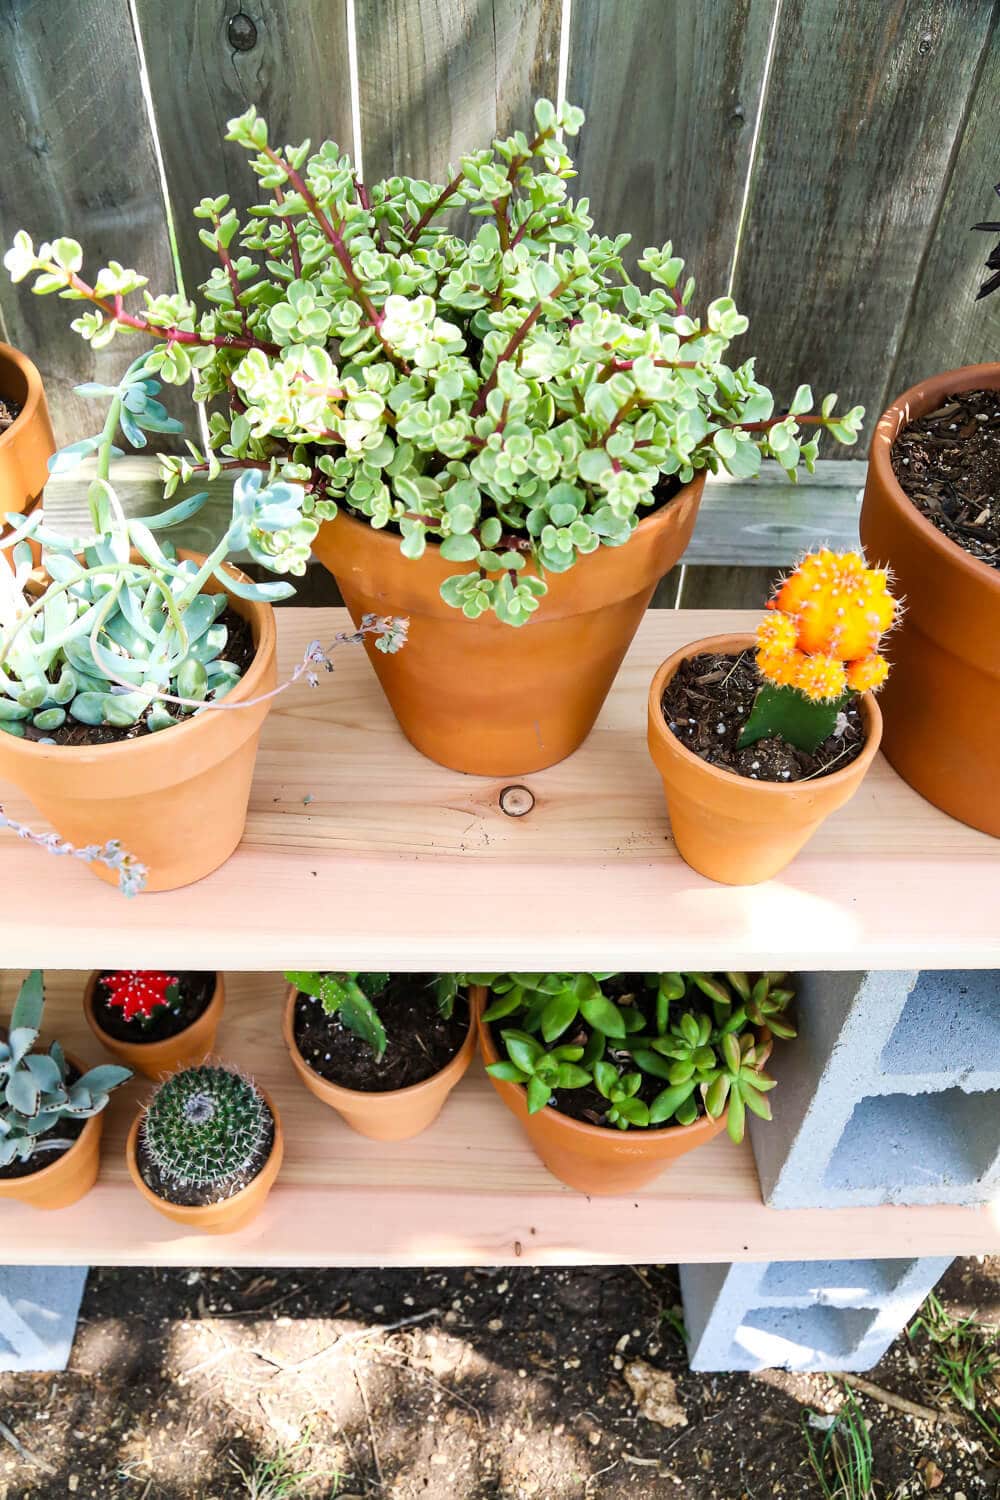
83, 971, 225, 1079
860, 362, 1000, 836
125, 1089, 283, 1234
646, 634, 882, 885
478, 996, 736, 1195
283, 983, 476, 1140
311, 476, 705, 775
0, 1053, 104, 1211
0, 341, 55, 518
0, 554, 276, 891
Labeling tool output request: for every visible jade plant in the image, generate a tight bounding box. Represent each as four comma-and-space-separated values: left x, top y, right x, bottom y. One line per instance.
99, 971, 181, 1029
286, 971, 459, 1061
6, 99, 862, 626
141, 1064, 271, 1195
1, 969, 131, 1167
741, 550, 899, 752
475, 971, 794, 1141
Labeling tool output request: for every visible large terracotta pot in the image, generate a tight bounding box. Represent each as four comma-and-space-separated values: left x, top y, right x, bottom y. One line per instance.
84, 971, 225, 1079
125, 1090, 283, 1234
477, 997, 729, 1195
646, 634, 882, 885
0, 341, 55, 517
283, 983, 476, 1141
312, 476, 705, 775
0, 1054, 104, 1210
0, 555, 276, 891
860, 362, 1000, 836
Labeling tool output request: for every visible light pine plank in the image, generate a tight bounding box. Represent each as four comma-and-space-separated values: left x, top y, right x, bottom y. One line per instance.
567, 0, 777, 286
0, 610, 998, 972
0, 0, 176, 443
730, 0, 996, 449
2, 971, 997, 1267
133, 0, 353, 296
355, 0, 562, 184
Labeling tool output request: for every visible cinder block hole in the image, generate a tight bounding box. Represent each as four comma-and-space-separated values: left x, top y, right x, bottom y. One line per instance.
735, 1306, 877, 1367
758, 1259, 914, 1304
824, 1090, 999, 1194
880, 972, 1000, 1077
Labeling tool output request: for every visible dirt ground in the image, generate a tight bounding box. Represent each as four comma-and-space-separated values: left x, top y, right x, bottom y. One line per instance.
0, 1258, 996, 1499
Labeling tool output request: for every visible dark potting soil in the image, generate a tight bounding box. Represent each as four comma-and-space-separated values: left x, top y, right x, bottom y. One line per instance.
660, 649, 866, 783
19, 606, 256, 747
489, 974, 710, 1133
892, 388, 1000, 567
0, 1064, 85, 1180
92, 971, 215, 1044
0, 395, 23, 434
136, 1108, 275, 1208
293, 975, 470, 1092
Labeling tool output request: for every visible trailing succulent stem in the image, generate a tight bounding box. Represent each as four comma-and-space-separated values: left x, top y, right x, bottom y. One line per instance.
6, 100, 863, 626
141, 1064, 271, 1194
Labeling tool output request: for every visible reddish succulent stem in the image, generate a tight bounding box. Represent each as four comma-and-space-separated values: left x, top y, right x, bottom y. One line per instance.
471, 289, 563, 417
406, 172, 465, 243
211, 214, 249, 334
273, 185, 303, 278
80, 278, 280, 355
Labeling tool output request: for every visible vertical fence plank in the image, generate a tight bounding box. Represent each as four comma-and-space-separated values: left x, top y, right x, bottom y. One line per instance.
133, 0, 353, 297
0, 0, 174, 443
730, 0, 995, 448
356, 0, 562, 185
889, 16, 1000, 403
567, 0, 777, 291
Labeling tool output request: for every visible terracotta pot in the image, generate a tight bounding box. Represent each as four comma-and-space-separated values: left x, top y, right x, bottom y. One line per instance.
478, 995, 735, 1195
0, 341, 55, 518
860, 362, 1000, 836
0, 1054, 104, 1211
646, 634, 882, 885
83, 971, 225, 1079
311, 476, 705, 775
125, 1089, 283, 1234
0, 554, 277, 891
283, 983, 476, 1140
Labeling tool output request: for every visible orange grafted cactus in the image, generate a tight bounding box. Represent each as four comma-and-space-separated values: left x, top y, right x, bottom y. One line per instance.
755, 550, 898, 703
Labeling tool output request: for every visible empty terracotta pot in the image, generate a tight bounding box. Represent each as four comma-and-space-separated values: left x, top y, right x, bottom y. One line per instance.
125, 1091, 283, 1234
860, 362, 1000, 836
477, 997, 727, 1194
283, 983, 476, 1141
647, 634, 882, 885
311, 476, 705, 775
0, 341, 55, 518
83, 971, 225, 1079
0, 1054, 104, 1211
0, 555, 276, 891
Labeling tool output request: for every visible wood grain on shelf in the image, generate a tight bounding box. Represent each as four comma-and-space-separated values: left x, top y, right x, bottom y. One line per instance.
2, 973, 997, 1267
1, 609, 998, 972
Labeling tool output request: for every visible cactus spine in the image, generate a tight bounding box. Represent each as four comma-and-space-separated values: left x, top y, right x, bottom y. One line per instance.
141, 1065, 271, 1194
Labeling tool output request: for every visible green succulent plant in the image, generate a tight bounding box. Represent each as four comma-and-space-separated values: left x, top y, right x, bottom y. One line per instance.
0, 969, 131, 1167
476, 970, 794, 1141
5, 100, 862, 626
141, 1064, 272, 1195
286, 971, 463, 1062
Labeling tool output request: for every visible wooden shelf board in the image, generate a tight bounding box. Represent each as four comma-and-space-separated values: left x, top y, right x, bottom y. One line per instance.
1, 609, 999, 970
3, 974, 997, 1267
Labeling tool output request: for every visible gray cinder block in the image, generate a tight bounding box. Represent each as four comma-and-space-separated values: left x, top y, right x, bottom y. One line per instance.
680, 1256, 952, 1372
0, 1266, 88, 1372
748, 970, 1000, 1208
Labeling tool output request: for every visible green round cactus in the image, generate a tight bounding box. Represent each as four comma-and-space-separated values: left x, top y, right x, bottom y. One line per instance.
141, 1065, 271, 1194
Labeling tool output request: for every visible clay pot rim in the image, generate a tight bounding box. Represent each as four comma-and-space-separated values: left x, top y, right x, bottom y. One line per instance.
476, 996, 764, 1147
0, 341, 46, 455
869, 361, 1000, 595
283, 982, 478, 1104
83, 970, 223, 1060
0, 1050, 102, 1192
647, 632, 883, 799
125, 1083, 283, 1218
0, 552, 276, 766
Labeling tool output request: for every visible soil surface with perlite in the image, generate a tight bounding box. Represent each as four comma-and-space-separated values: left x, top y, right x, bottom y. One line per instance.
136, 1108, 275, 1208
892, 388, 1000, 567
293, 975, 470, 1092
0, 394, 22, 433
93, 970, 215, 1044
661, 650, 866, 782
20, 606, 256, 747
0, 1063, 85, 1180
